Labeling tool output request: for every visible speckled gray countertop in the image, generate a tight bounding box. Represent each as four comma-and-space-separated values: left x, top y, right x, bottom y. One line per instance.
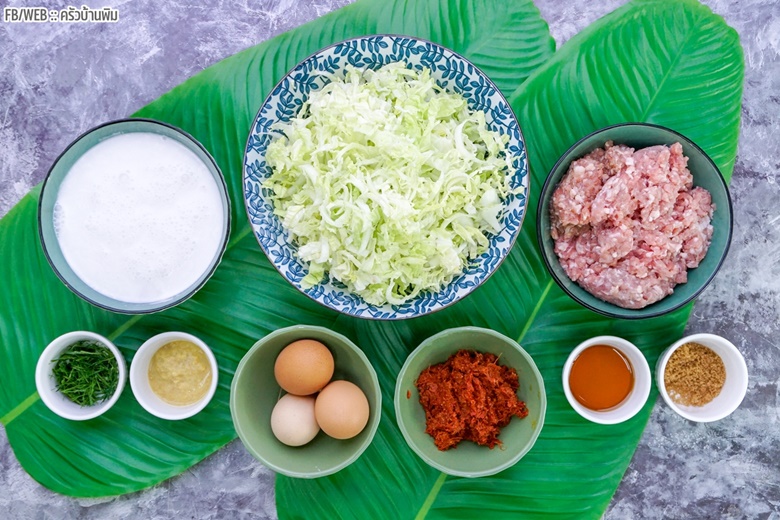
1, 0, 778, 518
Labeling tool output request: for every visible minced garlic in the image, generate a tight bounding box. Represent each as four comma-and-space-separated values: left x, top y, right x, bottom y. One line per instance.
148, 340, 212, 406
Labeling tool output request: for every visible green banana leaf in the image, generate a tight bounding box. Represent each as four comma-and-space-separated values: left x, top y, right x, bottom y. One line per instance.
0, 0, 554, 500
0, 0, 743, 518
276, 0, 743, 518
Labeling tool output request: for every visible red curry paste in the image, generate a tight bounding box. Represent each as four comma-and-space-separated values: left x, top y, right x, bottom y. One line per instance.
415, 349, 529, 451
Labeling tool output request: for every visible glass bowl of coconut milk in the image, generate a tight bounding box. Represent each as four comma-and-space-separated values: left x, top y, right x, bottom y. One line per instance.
39, 119, 230, 313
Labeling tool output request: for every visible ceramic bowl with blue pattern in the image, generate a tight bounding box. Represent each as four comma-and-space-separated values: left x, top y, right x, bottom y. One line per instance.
243, 35, 529, 320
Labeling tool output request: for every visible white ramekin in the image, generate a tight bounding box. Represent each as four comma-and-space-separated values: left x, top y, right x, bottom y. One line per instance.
656, 333, 748, 422
36, 331, 127, 421
563, 335, 651, 425
130, 331, 218, 420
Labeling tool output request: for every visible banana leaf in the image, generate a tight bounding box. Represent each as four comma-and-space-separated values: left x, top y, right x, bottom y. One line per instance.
0, 0, 743, 517
0, 0, 556, 500
275, 0, 743, 518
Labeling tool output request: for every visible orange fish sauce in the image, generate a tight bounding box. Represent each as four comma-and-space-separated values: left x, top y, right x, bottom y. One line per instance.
569, 345, 634, 410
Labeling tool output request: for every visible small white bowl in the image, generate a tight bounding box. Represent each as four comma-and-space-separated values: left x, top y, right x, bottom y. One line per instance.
35, 331, 127, 421
562, 335, 651, 425
130, 331, 218, 420
656, 333, 747, 422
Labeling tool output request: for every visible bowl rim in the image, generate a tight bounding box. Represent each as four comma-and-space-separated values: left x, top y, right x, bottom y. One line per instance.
655, 332, 748, 422
229, 324, 382, 478
242, 34, 530, 321
129, 331, 219, 420
393, 326, 547, 477
536, 121, 734, 320
35, 330, 127, 421
38, 117, 232, 315
561, 335, 651, 425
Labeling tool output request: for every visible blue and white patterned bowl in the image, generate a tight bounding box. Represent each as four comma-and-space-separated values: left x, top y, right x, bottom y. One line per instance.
243, 35, 529, 320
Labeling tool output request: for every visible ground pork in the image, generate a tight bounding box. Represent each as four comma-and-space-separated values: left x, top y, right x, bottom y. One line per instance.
550, 141, 714, 309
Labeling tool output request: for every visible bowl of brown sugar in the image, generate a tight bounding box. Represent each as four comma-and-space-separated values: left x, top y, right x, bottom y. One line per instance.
656, 333, 748, 422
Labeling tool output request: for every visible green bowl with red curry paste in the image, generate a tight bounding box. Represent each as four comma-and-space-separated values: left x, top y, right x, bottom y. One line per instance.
394, 327, 546, 478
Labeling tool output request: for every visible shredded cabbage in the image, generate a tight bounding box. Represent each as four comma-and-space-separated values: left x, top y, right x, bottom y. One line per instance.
264, 61, 514, 306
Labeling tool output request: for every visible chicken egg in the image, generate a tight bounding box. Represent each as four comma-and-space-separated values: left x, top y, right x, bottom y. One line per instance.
314, 380, 370, 440
274, 339, 334, 396
270, 393, 320, 447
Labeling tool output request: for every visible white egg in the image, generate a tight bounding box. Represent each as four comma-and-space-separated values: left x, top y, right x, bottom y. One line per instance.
270, 393, 320, 447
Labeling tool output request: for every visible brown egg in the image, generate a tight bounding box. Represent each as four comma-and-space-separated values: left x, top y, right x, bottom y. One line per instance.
314, 380, 370, 440
274, 339, 334, 396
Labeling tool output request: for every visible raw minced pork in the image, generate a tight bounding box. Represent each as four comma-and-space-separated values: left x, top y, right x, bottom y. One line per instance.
550, 141, 714, 309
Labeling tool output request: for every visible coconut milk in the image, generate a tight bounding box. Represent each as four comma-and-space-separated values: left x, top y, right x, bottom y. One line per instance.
54, 132, 225, 303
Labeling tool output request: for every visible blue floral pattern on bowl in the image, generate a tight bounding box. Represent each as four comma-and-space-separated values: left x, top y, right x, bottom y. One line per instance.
243, 35, 529, 320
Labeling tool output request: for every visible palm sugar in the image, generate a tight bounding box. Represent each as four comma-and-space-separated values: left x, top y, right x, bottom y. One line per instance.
664, 342, 725, 406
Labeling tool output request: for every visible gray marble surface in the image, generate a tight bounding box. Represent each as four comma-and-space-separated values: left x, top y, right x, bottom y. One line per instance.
1, 0, 778, 518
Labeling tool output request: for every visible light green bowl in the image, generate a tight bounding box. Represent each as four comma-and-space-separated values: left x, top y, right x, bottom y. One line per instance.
230, 325, 381, 478
394, 327, 546, 478
537, 123, 733, 319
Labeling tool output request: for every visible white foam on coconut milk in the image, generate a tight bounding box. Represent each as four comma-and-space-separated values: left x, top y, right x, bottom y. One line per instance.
54, 132, 225, 304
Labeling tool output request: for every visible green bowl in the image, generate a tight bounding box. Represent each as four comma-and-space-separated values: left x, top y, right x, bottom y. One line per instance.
230, 325, 381, 478
537, 123, 733, 319
394, 327, 546, 478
